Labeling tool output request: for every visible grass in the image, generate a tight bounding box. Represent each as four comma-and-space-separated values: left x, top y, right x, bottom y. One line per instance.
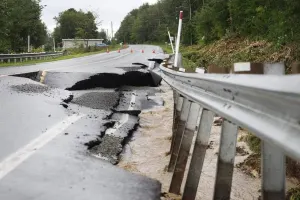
287, 188, 300, 200
159, 43, 198, 71
160, 36, 300, 73
0, 45, 122, 68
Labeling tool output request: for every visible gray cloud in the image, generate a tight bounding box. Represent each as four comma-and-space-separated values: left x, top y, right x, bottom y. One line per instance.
41, 0, 157, 35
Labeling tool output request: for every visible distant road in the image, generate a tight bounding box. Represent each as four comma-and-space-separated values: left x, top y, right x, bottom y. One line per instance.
0, 45, 164, 76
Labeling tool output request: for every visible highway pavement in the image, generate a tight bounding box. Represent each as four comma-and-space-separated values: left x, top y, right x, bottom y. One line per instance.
0, 45, 165, 200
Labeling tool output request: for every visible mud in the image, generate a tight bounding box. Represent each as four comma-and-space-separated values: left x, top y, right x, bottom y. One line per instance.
11, 83, 51, 93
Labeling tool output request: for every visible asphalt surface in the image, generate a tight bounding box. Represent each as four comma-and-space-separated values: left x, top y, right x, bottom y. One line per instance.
0, 45, 166, 200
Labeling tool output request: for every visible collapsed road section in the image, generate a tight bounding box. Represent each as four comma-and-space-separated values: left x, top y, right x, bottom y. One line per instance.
26, 69, 163, 165
0, 46, 168, 200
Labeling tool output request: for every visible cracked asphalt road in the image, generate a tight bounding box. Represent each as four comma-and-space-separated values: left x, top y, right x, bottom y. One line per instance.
0, 45, 165, 200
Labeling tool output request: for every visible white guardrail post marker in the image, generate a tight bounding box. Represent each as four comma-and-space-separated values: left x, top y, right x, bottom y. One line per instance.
168, 30, 175, 54
261, 63, 286, 200
174, 11, 183, 68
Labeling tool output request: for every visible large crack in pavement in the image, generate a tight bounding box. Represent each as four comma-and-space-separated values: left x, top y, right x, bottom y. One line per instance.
11, 69, 162, 166
55, 71, 162, 165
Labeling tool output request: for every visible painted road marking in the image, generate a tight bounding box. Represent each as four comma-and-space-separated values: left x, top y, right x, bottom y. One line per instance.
39, 70, 47, 83
128, 92, 137, 111
0, 114, 85, 180
106, 92, 137, 135
106, 114, 129, 136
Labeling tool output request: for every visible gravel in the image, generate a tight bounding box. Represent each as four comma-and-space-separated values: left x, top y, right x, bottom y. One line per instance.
11, 84, 51, 93
72, 92, 119, 110
90, 135, 123, 165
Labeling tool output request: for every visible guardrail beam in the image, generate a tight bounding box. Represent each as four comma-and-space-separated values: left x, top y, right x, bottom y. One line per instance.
169, 103, 201, 194
182, 109, 215, 200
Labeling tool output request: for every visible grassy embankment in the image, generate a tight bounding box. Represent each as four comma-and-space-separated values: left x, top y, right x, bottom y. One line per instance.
0, 45, 122, 68
160, 37, 300, 73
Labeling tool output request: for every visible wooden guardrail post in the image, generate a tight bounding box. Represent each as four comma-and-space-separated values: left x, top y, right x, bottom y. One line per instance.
169, 103, 201, 194
233, 62, 286, 200
168, 97, 191, 172
182, 109, 215, 200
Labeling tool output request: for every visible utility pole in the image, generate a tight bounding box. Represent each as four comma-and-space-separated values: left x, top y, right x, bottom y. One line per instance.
111, 22, 114, 41
28, 35, 30, 53
53, 38, 56, 52
107, 29, 109, 41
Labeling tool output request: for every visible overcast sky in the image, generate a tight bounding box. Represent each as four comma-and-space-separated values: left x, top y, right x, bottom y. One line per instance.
41, 0, 157, 36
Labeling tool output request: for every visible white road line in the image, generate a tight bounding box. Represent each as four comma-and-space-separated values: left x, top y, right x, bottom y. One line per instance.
106, 114, 129, 135
0, 114, 85, 180
106, 92, 136, 135
128, 92, 137, 111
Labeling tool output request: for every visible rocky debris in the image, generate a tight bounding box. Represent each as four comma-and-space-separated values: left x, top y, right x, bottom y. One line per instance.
213, 117, 223, 126
63, 94, 74, 104
11, 83, 50, 93
90, 135, 123, 165
236, 154, 261, 178
161, 192, 181, 200
236, 146, 249, 156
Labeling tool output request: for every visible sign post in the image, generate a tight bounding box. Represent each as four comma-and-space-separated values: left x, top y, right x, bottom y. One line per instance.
174, 11, 183, 68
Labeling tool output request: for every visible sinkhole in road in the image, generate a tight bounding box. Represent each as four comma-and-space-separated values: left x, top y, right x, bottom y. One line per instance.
12, 70, 162, 90
66, 71, 162, 90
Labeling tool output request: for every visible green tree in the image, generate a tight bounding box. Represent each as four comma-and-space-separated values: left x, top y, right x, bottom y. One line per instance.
54, 8, 98, 45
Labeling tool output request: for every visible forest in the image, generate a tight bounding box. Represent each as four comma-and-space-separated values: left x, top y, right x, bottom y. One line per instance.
115, 0, 300, 46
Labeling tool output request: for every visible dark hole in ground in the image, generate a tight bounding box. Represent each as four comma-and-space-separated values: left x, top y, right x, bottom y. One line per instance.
66, 71, 161, 90
12, 72, 39, 81
84, 139, 102, 150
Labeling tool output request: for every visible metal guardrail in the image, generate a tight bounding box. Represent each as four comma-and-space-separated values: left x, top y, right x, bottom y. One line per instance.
158, 56, 300, 200
0, 52, 63, 63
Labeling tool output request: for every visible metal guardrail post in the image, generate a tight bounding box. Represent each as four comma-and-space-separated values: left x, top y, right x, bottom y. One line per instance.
168, 97, 190, 172
213, 120, 238, 200
262, 142, 286, 200
261, 63, 286, 200
182, 109, 215, 200
233, 62, 286, 200
169, 103, 201, 194
170, 92, 181, 153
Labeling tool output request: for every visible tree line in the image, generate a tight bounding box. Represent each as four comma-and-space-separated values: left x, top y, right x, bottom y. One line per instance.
0, 0, 107, 53
0, 0, 47, 53
53, 8, 108, 47
115, 0, 300, 45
